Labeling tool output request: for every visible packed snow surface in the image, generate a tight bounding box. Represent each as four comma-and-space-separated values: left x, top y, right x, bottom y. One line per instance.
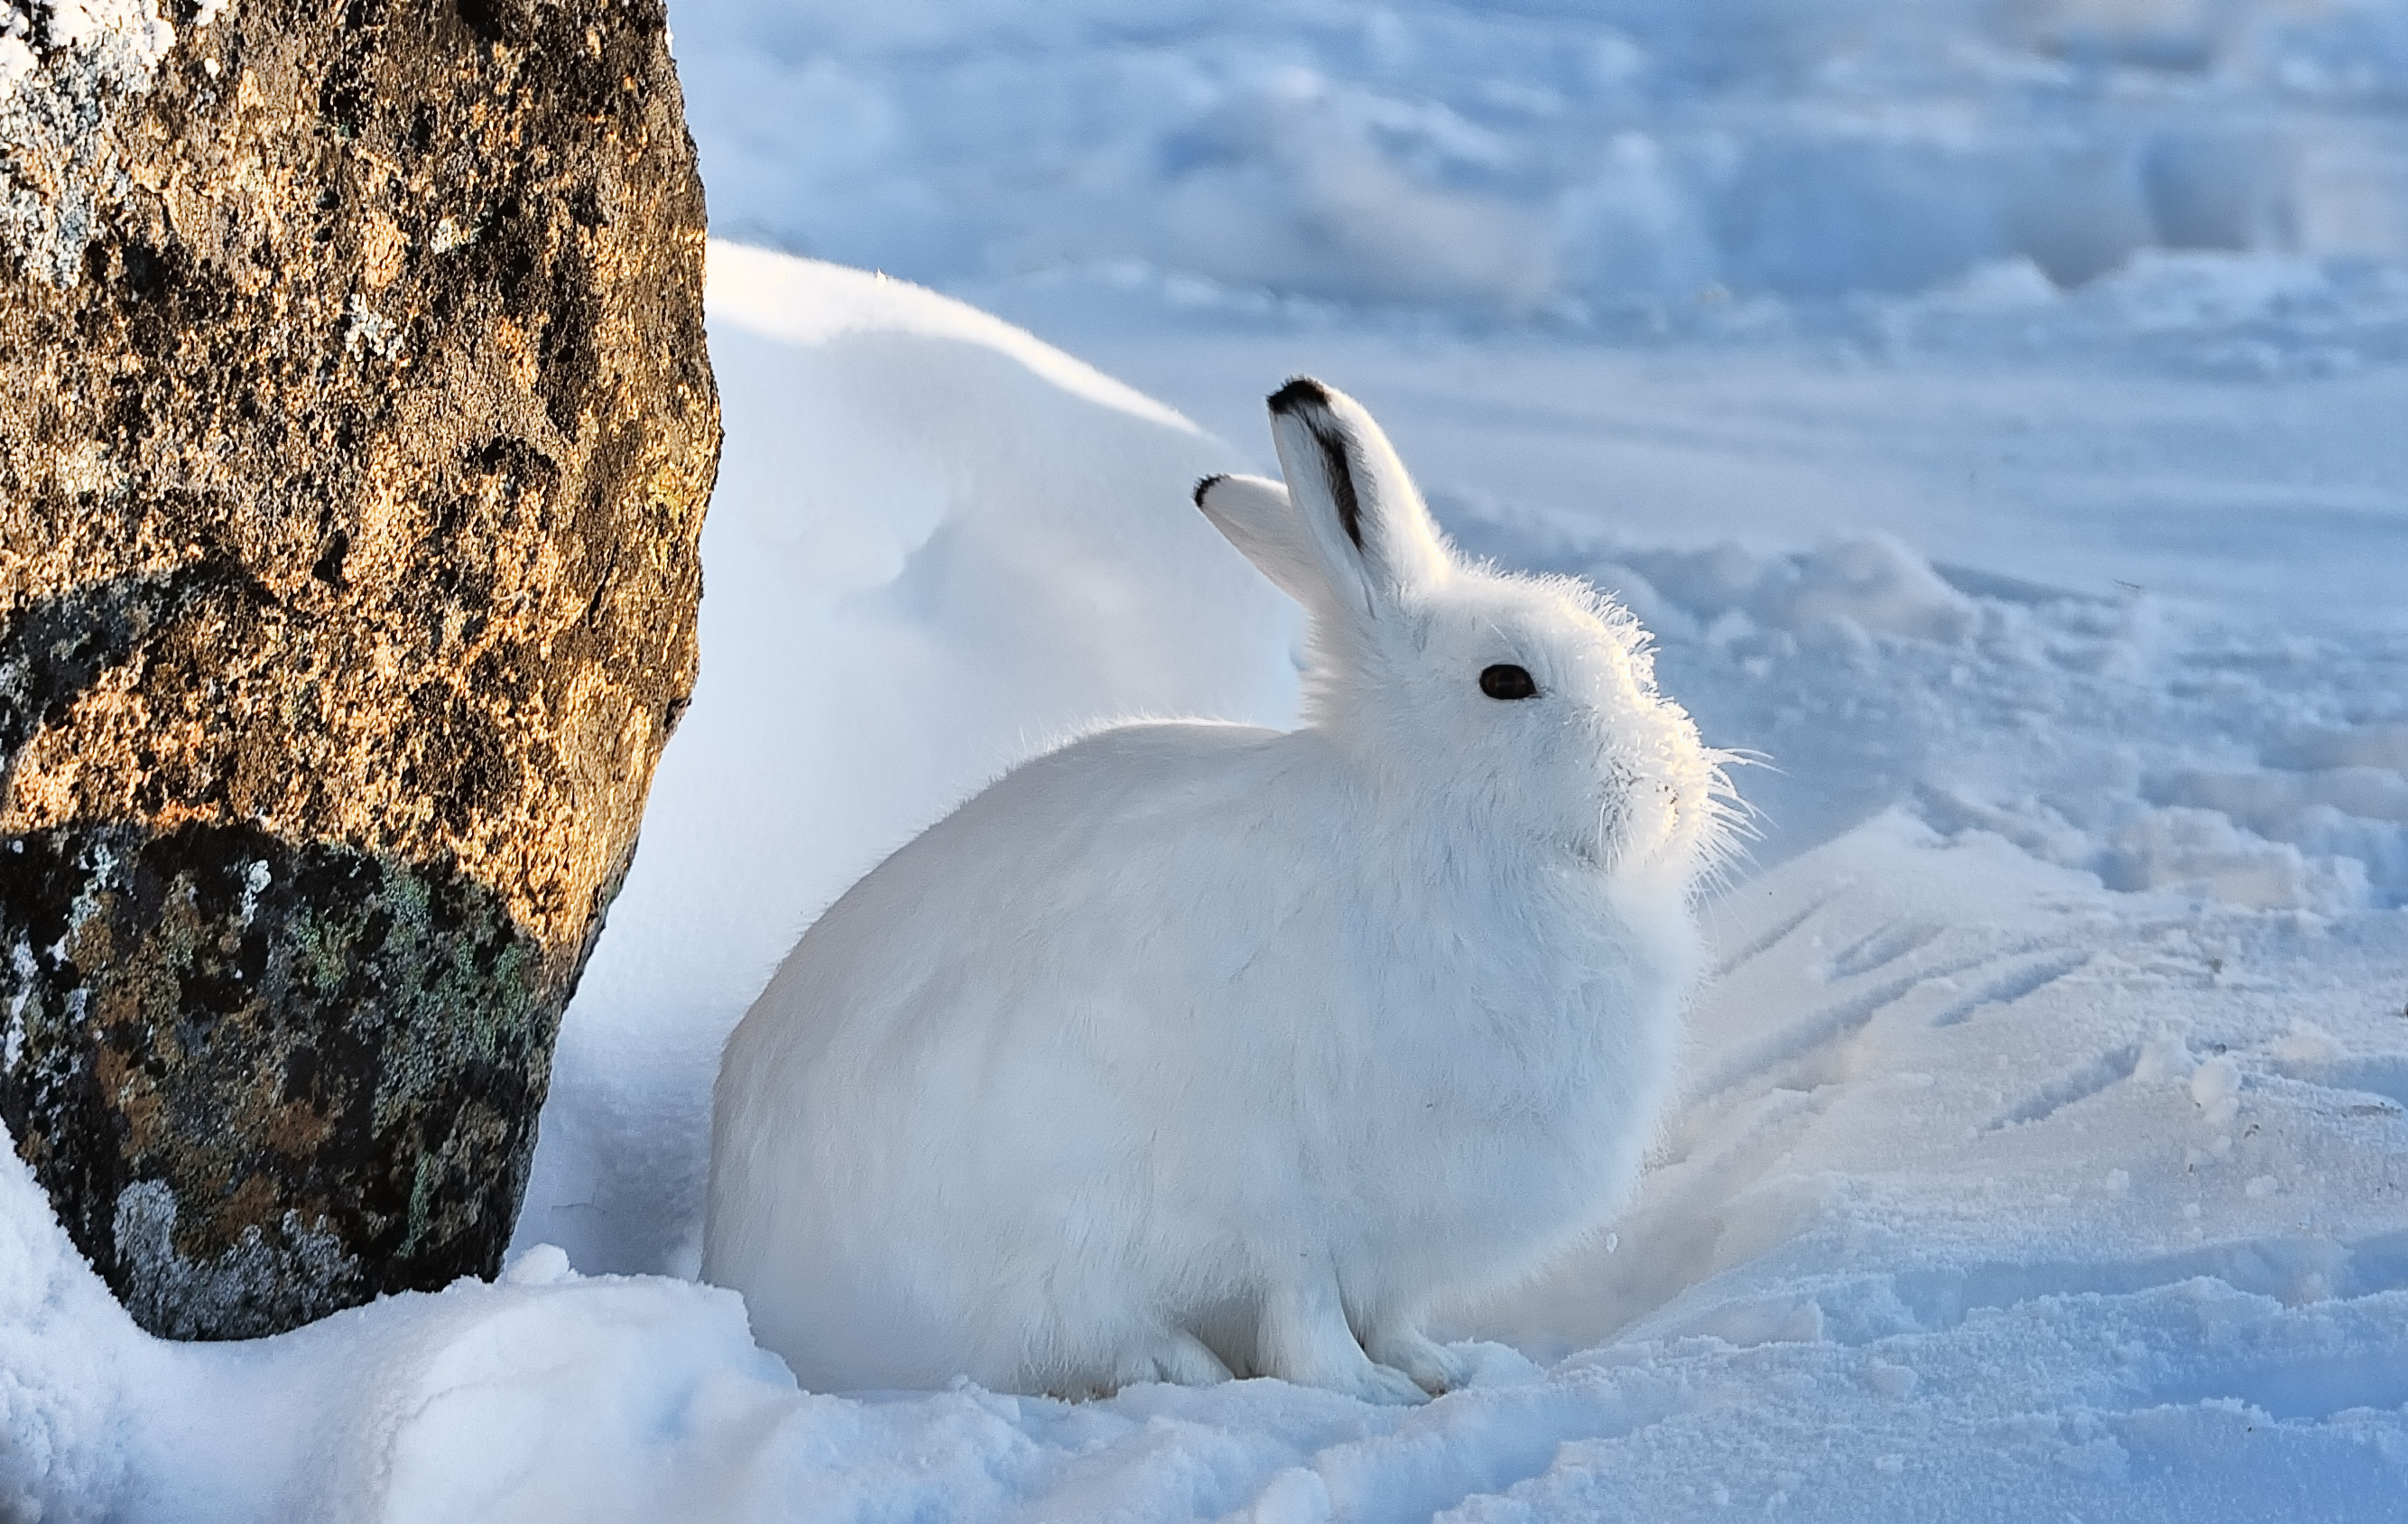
6, 0, 2408, 1518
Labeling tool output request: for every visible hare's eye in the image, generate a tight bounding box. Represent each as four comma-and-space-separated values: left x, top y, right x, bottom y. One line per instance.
1479, 664, 1538, 701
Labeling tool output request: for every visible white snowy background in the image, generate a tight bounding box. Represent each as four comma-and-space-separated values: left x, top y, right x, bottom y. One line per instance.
8, 0, 2408, 1518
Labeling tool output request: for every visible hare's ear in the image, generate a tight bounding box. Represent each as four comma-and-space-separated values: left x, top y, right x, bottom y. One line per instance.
1265, 377, 1452, 618
1193, 473, 1327, 608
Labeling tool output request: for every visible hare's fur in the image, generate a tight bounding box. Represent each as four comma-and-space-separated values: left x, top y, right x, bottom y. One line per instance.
706, 379, 1732, 1401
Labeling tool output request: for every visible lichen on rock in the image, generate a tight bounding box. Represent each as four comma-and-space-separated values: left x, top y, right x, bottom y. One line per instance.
111, 1181, 363, 1342
4, 821, 574, 1335
0, 0, 718, 1338
0, 0, 187, 287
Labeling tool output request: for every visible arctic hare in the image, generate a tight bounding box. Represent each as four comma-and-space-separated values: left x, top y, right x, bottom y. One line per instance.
705, 377, 1734, 1403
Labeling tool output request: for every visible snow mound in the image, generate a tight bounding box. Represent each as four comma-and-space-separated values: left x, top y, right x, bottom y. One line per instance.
2103, 804, 2372, 915
1590, 534, 1977, 647
0, 1142, 133, 1523
2145, 752, 2408, 908
511, 243, 1299, 1279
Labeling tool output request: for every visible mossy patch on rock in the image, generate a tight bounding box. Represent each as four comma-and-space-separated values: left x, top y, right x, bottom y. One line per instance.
0, 820, 569, 1336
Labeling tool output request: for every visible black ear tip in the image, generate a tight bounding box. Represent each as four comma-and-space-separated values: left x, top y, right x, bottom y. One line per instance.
1192, 473, 1227, 507
1267, 376, 1331, 415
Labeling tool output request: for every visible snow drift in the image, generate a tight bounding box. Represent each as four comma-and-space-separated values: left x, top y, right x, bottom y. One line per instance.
514, 244, 1301, 1282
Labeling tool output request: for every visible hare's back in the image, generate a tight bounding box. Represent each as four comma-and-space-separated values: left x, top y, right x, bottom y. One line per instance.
726, 719, 1320, 1096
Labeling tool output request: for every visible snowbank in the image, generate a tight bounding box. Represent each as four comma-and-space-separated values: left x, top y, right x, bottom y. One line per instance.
512, 244, 1300, 1280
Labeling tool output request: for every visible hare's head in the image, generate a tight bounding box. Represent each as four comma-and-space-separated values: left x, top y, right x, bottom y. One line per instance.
1198, 378, 1738, 885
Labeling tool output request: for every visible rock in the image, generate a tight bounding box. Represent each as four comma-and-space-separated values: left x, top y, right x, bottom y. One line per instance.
0, 0, 717, 1338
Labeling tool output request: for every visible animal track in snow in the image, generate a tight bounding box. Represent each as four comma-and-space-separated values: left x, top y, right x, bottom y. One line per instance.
1820, 918, 1947, 980
2257, 1053, 2408, 1118
1930, 950, 2093, 1027
1702, 884, 1848, 983
1987, 1042, 2141, 1130
2151, 1347, 2408, 1421
1689, 956, 1993, 1101
1295, 1375, 1678, 1524
1727, 1230, 2408, 1352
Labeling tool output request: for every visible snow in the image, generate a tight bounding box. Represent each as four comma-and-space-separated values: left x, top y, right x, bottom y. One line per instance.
673, 0, 2408, 313
9, 0, 2408, 1518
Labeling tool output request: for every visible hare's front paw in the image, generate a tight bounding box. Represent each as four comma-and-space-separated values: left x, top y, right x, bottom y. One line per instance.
1366, 1324, 1473, 1397
1270, 1349, 1425, 1406
1139, 1329, 1236, 1388
1262, 1337, 1429, 1406
1347, 1359, 1436, 1406
1257, 1280, 1431, 1406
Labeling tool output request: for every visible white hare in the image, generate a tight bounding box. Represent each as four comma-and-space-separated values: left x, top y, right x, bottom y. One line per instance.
704, 377, 1735, 1403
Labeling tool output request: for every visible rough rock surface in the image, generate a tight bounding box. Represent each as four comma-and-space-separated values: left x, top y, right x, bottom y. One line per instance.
0, 0, 717, 1338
